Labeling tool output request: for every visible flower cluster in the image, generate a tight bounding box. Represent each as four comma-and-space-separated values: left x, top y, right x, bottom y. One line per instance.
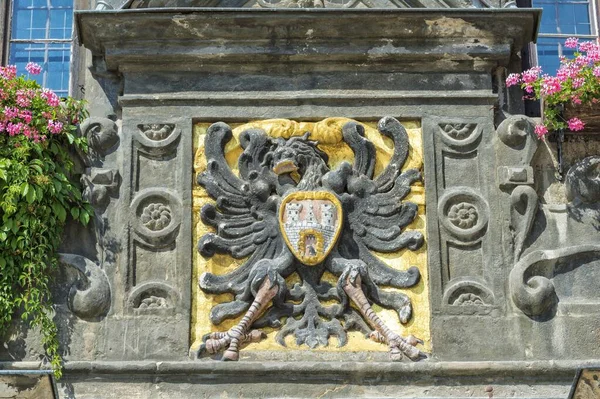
0, 64, 83, 143
506, 38, 600, 138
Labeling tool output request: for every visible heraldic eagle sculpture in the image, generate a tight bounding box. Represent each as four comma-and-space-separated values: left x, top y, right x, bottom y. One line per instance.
196, 116, 426, 361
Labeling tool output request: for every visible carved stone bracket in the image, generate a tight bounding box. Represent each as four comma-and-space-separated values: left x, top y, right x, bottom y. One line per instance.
510, 186, 538, 263
496, 115, 539, 189
81, 117, 120, 162
58, 253, 112, 319
496, 115, 540, 271
81, 168, 120, 211
509, 245, 600, 317
130, 188, 182, 248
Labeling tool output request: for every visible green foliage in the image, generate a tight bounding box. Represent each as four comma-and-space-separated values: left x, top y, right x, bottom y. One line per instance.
0, 65, 92, 378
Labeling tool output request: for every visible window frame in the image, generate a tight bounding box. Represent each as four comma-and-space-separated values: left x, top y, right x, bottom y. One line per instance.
1, 0, 78, 98
532, 0, 599, 71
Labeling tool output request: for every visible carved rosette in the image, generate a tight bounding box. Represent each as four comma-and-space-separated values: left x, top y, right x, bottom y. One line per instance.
130, 188, 182, 247
438, 188, 489, 242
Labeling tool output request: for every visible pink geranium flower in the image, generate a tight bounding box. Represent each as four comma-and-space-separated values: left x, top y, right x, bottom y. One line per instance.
534, 124, 549, 138
521, 67, 541, 84
41, 89, 60, 107
0, 65, 17, 80
564, 37, 579, 48
572, 78, 585, 89
579, 41, 599, 53
540, 76, 562, 96
6, 122, 23, 136
567, 117, 585, 131
15, 90, 31, 108
3, 107, 19, 119
506, 73, 521, 87
19, 110, 32, 124
47, 120, 63, 134
25, 62, 42, 75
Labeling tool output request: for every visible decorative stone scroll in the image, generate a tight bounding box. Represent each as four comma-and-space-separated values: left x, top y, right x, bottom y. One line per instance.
58, 254, 111, 319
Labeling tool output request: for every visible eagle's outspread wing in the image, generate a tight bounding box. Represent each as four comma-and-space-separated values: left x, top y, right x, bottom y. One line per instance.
197, 123, 290, 325
325, 117, 424, 290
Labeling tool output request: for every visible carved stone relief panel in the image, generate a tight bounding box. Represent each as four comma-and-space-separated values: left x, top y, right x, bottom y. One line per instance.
123, 118, 190, 319
192, 117, 430, 360
430, 117, 495, 314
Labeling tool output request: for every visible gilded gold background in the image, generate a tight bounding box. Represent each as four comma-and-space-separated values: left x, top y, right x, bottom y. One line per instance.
191, 118, 430, 354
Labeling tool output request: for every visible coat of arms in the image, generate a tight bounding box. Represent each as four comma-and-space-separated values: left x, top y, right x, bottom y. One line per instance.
196, 117, 425, 361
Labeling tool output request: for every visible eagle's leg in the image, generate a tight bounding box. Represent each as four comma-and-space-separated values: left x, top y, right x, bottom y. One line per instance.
341, 266, 425, 361
202, 276, 279, 361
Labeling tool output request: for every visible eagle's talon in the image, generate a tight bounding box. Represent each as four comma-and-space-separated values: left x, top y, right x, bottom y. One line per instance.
405, 334, 423, 346
389, 347, 403, 361
222, 349, 239, 361
369, 331, 385, 343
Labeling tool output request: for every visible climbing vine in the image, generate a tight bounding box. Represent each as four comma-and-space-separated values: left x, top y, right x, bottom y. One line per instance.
0, 64, 92, 377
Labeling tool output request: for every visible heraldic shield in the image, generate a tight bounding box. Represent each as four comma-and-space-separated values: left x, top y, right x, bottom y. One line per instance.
279, 191, 343, 266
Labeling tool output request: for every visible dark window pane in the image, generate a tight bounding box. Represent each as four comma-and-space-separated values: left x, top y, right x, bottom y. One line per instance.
536, 37, 578, 74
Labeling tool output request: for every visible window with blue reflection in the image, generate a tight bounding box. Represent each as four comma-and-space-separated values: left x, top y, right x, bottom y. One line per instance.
532, 0, 594, 73
8, 0, 74, 96
535, 0, 591, 34
536, 37, 578, 74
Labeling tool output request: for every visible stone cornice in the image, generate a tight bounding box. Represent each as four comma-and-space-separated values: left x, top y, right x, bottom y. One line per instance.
77, 8, 540, 73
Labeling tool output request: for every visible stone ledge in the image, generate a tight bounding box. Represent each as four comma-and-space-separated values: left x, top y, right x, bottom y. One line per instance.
2, 360, 598, 379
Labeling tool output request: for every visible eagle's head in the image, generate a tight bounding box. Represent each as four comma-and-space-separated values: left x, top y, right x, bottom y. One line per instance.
269, 133, 329, 186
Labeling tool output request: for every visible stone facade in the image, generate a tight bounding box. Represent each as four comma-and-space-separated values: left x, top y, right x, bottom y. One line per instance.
2, 1, 600, 398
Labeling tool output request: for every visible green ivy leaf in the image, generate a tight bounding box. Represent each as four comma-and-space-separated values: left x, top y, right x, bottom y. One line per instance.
51, 203, 67, 223
26, 187, 36, 204
21, 183, 30, 197
80, 211, 90, 226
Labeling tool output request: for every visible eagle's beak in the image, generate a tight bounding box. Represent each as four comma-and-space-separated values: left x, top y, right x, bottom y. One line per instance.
273, 159, 298, 175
